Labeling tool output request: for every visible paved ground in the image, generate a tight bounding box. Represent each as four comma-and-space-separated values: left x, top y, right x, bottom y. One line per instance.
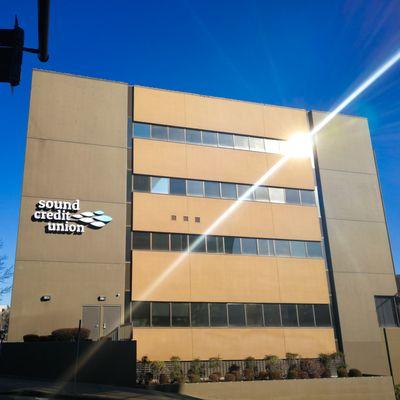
0, 376, 199, 400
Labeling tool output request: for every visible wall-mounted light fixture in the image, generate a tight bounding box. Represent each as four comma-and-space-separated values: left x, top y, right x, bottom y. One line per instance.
97, 296, 106, 302
40, 295, 51, 302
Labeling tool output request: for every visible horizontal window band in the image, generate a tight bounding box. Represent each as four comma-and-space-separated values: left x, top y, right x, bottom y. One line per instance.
131, 231, 324, 259
130, 301, 332, 328
132, 122, 290, 155
133, 174, 316, 206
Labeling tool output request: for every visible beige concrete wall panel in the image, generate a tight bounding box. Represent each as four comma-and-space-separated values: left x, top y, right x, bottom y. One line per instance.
321, 170, 384, 222
313, 112, 376, 174
277, 258, 330, 303
327, 219, 394, 274
29, 70, 128, 147
385, 328, 400, 384
263, 106, 309, 141
133, 86, 187, 127
8, 260, 124, 342
180, 377, 396, 400
133, 328, 334, 360
133, 193, 321, 240
16, 197, 125, 264
132, 252, 328, 303
23, 138, 126, 203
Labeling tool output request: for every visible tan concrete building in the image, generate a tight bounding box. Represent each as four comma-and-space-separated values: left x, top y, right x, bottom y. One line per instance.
8, 70, 399, 377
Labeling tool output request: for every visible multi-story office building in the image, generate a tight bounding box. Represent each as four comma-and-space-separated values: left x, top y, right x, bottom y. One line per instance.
8, 70, 400, 378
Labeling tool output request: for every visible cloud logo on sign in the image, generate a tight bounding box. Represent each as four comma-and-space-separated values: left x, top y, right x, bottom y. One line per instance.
70, 210, 113, 229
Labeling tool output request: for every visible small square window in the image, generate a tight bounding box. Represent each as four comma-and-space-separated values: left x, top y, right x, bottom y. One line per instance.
306, 242, 323, 258
221, 183, 237, 199
195, 217, 201, 223
151, 125, 168, 140
183, 216, 189, 222
169, 127, 185, 142
300, 190, 316, 205
134, 123, 150, 138
285, 189, 301, 204
171, 215, 177, 221
202, 131, 218, 146
151, 177, 169, 194
204, 181, 221, 198
218, 133, 234, 148
186, 129, 202, 144
274, 240, 291, 257
249, 137, 265, 152
133, 175, 150, 192
269, 187, 285, 203
187, 180, 204, 196
234, 135, 249, 150
237, 184, 254, 200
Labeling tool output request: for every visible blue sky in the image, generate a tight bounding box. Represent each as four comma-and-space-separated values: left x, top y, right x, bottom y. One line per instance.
1, 0, 400, 304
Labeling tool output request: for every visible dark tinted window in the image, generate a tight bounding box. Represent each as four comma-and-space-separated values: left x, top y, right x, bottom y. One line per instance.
224, 237, 241, 254
171, 234, 188, 252
307, 242, 323, 258
170, 178, 186, 195
134, 123, 150, 138
218, 133, 234, 148
228, 304, 246, 326
152, 302, 170, 326
237, 184, 254, 200
298, 304, 315, 327
275, 240, 291, 256
241, 238, 257, 255
285, 189, 301, 204
191, 303, 209, 327
314, 304, 331, 327
205, 181, 221, 198
186, 129, 202, 144
169, 127, 185, 142
187, 180, 204, 196
246, 304, 263, 326
151, 125, 168, 140
210, 303, 227, 326
132, 232, 150, 250
281, 304, 298, 327
221, 183, 237, 199
300, 190, 315, 205
171, 303, 190, 326
202, 131, 218, 146
133, 175, 150, 192
264, 304, 281, 326
290, 241, 306, 258
132, 302, 150, 326
152, 233, 169, 250
207, 236, 224, 253
189, 234, 206, 252
375, 297, 398, 327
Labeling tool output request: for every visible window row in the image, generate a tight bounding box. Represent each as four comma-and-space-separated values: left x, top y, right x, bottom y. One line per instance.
375, 296, 400, 327
133, 174, 315, 206
133, 122, 288, 155
131, 301, 332, 328
132, 231, 324, 258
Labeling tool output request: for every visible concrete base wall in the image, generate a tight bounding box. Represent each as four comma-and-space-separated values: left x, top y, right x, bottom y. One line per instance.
180, 377, 395, 400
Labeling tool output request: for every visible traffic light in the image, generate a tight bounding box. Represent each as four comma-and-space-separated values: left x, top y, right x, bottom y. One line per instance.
0, 18, 24, 87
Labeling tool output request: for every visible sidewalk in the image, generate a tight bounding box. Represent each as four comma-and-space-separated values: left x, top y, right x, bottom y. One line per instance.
0, 376, 199, 399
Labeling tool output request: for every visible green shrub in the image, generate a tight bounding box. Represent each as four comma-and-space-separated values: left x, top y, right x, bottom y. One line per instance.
286, 368, 299, 379
245, 356, 256, 370
224, 372, 236, 381
395, 384, 400, 400
269, 370, 283, 380
190, 358, 203, 376
264, 355, 280, 371
300, 359, 323, 379
51, 328, 90, 341
297, 370, 309, 379
150, 360, 166, 379
243, 368, 255, 380
144, 372, 153, 384
337, 367, 348, 377
209, 373, 220, 382
141, 355, 150, 363
169, 356, 185, 383
209, 356, 222, 373
348, 368, 362, 377
258, 371, 268, 380
39, 335, 53, 341
321, 368, 331, 378
188, 373, 201, 383
23, 334, 39, 342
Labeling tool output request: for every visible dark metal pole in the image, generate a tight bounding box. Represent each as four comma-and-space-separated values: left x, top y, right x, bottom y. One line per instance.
74, 319, 82, 394
37, 0, 49, 62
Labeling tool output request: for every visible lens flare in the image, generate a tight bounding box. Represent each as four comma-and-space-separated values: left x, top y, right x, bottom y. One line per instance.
282, 132, 313, 158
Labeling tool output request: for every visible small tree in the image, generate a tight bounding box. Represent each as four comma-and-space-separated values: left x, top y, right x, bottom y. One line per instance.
170, 356, 185, 383
0, 242, 13, 301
